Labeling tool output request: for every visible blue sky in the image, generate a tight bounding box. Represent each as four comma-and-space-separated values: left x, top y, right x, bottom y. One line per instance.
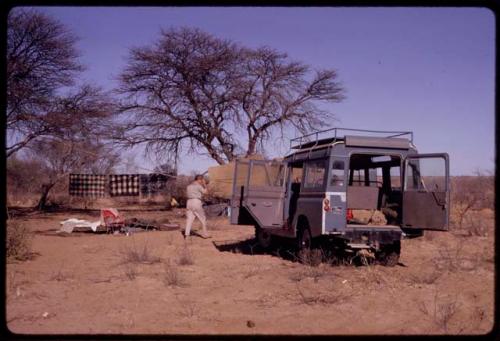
34, 7, 495, 175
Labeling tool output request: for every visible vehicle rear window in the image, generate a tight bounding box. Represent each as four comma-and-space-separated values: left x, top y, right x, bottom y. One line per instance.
330, 160, 344, 186
304, 161, 326, 189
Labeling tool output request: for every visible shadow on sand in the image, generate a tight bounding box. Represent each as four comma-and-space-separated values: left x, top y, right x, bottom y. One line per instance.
213, 237, 301, 263
213, 237, 406, 267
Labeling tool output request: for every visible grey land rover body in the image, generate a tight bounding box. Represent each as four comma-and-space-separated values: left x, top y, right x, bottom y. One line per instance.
229, 128, 450, 265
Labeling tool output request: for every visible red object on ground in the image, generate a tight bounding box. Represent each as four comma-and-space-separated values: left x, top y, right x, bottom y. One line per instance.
100, 208, 125, 232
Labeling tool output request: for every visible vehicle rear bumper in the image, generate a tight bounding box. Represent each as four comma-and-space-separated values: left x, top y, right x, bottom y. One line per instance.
326, 225, 402, 249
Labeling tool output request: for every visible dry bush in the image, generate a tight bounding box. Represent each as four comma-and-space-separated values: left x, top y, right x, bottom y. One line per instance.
123, 264, 138, 280
7, 157, 46, 207
296, 284, 347, 306
50, 269, 70, 282
7, 270, 30, 297
469, 306, 487, 332
357, 264, 391, 289
288, 247, 341, 283
418, 290, 461, 333
463, 213, 492, 237
7, 220, 33, 261
176, 246, 194, 266
163, 260, 184, 287
176, 299, 199, 319
119, 239, 161, 264
49, 261, 73, 281
432, 238, 478, 272
297, 248, 323, 267
289, 263, 332, 283
451, 174, 494, 229
408, 270, 443, 285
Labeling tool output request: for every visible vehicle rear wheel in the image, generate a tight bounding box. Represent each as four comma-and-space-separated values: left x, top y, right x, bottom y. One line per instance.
297, 228, 321, 266
256, 227, 272, 249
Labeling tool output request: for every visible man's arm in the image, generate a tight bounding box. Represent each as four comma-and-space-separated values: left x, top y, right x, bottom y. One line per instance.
200, 179, 208, 194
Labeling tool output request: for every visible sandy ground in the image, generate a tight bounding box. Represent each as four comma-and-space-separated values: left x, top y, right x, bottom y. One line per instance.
6, 208, 495, 335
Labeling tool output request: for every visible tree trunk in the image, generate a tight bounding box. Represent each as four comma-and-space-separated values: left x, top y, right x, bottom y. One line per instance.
37, 183, 56, 211
246, 138, 257, 157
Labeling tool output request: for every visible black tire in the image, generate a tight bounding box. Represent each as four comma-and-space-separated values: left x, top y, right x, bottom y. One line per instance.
376, 241, 401, 267
256, 227, 272, 249
297, 228, 322, 266
298, 226, 312, 250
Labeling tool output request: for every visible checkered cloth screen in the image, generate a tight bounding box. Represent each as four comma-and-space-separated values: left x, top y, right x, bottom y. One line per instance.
69, 174, 106, 197
109, 174, 140, 196
139, 173, 171, 196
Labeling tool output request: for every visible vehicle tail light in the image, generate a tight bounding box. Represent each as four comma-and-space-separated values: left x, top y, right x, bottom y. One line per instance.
323, 198, 330, 212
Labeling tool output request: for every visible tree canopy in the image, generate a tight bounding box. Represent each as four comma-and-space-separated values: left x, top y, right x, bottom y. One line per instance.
7, 9, 114, 158
116, 27, 345, 164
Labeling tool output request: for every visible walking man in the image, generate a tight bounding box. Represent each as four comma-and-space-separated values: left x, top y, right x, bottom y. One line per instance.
184, 175, 211, 239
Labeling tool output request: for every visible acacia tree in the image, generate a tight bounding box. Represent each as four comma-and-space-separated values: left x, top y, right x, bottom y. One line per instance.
237, 47, 344, 156
27, 84, 117, 210
116, 27, 345, 164
117, 27, 242, 164
7, 8, 104, 157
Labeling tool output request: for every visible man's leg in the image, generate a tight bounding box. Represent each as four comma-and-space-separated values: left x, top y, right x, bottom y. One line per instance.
192, 201, 209, 237
185, 209, 195, 237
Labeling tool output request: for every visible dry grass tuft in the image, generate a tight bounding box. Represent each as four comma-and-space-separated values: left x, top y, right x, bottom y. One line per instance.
176, 245, 194, 266
296, 284, 348, 306
297, 248, 323, 267
431, 238, 478, 272
119, 239, 161, 264
123, 263, 138, 280
163, 260, 185, 287
418, 290, 461, 333
175, 298, 199, 318
49, 263, 72, 282
290, 260, 336, 283
408, 270, 443, 285
464, 213, 492, 237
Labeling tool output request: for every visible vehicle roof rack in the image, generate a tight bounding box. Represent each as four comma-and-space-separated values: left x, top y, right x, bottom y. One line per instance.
289, 127, 413, 150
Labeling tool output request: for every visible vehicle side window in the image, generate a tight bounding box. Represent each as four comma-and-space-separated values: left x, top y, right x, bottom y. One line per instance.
304, 161, 326, 189
405, 157, 446, 192
351, 169, 365, 186
330, 160, 344, 186
368, 168, 383, 187
390, 166, 401, 189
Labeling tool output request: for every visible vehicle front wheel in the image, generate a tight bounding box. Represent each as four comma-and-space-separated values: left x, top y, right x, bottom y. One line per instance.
256, 227, 272, 249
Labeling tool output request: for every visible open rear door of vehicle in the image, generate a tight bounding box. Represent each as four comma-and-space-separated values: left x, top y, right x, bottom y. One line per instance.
402, 153, 450, 231
242, 160, 287, 228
